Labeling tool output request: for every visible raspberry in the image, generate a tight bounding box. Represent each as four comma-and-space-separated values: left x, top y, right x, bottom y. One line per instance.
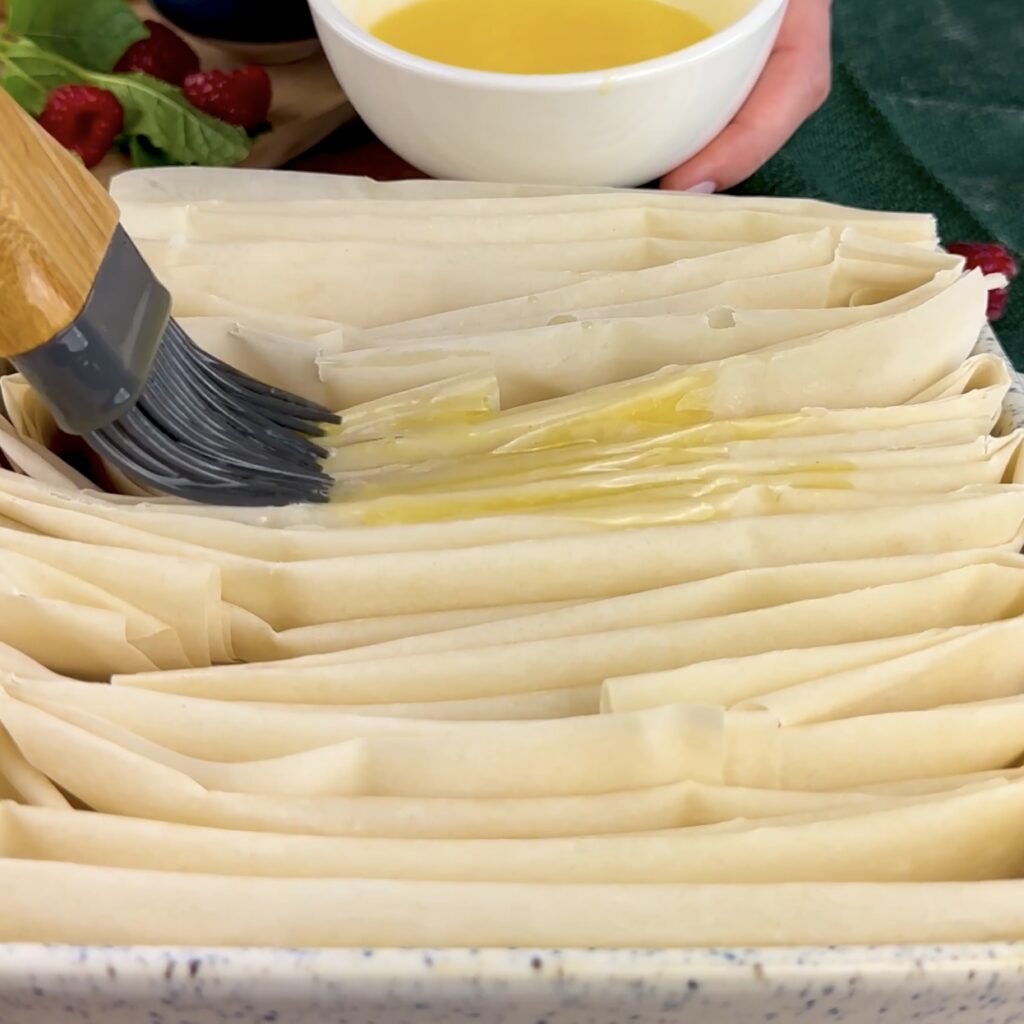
115, 20, 201, 86
986, 288, 1010, 322
947, 242, 1018, 322
946, 242, 1019, 281
38, 85, 124, 169
182, 64, 272, 131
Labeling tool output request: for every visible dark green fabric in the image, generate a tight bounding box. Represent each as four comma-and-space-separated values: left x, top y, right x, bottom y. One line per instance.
730, 0, 1024, 366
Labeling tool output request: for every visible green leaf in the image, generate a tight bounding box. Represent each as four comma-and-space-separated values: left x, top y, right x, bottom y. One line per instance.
7, 0, 147, 72
92, 70, 252, 167
124, 134, 172, 169
0, 39, 252, 167
0, 37, 80, 115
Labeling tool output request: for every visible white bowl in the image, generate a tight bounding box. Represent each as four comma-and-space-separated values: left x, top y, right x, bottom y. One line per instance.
307, 0, 787, 186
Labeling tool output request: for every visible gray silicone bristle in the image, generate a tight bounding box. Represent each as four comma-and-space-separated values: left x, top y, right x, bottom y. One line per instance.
12, 227, 339, 506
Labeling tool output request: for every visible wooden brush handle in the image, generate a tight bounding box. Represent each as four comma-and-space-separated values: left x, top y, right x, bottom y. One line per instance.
0, 88, 120, 359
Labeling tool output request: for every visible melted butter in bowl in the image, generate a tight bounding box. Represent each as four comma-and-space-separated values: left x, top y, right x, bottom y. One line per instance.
369, 0, 715, 75
311, 0, 785, 184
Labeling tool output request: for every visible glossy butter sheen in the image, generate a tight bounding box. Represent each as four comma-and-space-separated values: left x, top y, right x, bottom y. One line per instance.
369, 0, 714, 75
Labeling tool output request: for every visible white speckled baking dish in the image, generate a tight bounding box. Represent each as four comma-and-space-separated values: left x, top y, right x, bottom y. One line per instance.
2, 325, 1021, 1024
3, 943, 1024, 1024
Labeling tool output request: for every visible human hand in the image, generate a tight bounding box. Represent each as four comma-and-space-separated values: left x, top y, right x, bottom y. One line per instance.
661, 0, 832, 193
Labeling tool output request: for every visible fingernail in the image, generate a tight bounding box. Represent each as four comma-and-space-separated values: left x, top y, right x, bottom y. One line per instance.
686, 180, 717, 194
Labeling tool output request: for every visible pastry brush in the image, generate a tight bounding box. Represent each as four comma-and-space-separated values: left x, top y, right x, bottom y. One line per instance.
0, 88, 338, 506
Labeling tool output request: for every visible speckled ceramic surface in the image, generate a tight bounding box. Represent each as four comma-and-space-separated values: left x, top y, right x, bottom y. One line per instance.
975, 323, 1024, 429
2, 328, 1022, 1024
5, 944, 1024, 1024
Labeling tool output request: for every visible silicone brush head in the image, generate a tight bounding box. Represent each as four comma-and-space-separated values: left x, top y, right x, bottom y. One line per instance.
13, 228, 338, 506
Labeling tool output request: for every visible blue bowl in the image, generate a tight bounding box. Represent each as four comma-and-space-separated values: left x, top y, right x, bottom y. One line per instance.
150, 0, 317, 44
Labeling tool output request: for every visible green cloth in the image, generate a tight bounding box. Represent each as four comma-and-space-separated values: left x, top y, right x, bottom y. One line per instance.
731, 0, 1024, 366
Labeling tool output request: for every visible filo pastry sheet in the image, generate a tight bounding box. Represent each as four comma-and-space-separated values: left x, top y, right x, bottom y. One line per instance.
0, 171, 1021, 948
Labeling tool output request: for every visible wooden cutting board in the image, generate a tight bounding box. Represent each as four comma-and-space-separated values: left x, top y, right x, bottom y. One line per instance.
0, 0, 356, 185
94, 1, 355, 184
